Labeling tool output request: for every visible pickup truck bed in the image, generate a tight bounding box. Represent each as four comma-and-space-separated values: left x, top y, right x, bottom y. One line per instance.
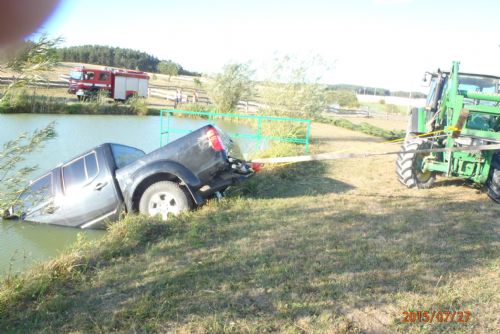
6, 125, 254, 228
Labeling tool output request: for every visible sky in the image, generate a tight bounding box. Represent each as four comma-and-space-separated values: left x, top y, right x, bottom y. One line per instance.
39, 0, 500, 92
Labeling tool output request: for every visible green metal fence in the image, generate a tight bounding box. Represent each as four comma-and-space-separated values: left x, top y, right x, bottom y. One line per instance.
160, 109, 312, 153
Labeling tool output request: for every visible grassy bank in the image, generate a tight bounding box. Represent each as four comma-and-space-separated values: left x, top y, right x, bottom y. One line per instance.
1, 129, 498, 333
0, 90, 161, 116
316, 116, 406, 141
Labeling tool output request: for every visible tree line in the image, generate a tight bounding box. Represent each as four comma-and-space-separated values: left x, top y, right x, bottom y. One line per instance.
57, 45, 200, 76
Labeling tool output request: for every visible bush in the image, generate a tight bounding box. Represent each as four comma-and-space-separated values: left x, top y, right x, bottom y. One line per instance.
260, 55, 329, 118
176, 103, 216, 113
126, 96, 148, 115
207, 63, 254, 114
384, 103, 398, 113
326, 90, 360, 108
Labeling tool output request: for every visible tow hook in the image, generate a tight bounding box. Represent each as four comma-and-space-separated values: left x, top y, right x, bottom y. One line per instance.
229, 157, 252, 174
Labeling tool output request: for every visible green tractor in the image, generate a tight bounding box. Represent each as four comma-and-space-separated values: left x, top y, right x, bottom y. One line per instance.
396, 61, 500, 203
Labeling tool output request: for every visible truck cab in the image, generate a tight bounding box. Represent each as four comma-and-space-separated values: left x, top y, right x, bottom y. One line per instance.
69, 67, 112, 100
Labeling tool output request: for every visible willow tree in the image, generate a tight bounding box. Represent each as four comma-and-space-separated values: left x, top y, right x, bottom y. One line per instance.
207, 63, 254, 113
0, 35, 59, 212
0, 34, 61, 101
0, 124, 56, 213
260, 55, 331, 118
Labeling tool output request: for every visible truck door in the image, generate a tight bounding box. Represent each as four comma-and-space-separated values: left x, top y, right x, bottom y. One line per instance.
20, 172, 64, 224
60, 150, 121, 228
114, 76, 126, 100
97, 71, 112, 93
138, 78, 148, 97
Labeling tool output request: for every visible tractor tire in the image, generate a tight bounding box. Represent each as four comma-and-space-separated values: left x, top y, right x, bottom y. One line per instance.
396, 138, 436, 189
487, 152, 500, 203
139, 181, 191, 220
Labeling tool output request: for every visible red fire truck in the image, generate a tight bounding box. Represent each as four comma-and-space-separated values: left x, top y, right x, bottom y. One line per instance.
67, 66, 149, 101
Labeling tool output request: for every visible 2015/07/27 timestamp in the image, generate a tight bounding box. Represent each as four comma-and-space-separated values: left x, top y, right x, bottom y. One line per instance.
402, 310, 471, 324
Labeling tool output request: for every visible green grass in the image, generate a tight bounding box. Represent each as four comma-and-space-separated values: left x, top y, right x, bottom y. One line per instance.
0, 142, 498, 333
317, 116, 406, 140
0, 88, 163, 116
0, 96, 161, 116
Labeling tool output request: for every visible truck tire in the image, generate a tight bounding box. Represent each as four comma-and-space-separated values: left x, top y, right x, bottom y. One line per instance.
139, 181, 191, 220
487, 152, 500, 203
396, 138, 436, 189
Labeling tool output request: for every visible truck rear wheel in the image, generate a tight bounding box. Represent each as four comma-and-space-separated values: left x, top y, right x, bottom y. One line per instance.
139, 181, 191, 220
396, 138, 436, 189
487, 153, 500, 203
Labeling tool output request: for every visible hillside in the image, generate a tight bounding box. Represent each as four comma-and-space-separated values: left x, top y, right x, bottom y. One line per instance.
57, 45, 200, 76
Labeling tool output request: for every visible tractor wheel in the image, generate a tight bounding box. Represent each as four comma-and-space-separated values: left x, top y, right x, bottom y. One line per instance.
487, 152, 500, 203
139, 181, 191, 220
396, 138, 436, 189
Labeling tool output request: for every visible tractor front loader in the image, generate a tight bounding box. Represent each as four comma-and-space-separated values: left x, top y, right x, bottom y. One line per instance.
396, 61, 500, 203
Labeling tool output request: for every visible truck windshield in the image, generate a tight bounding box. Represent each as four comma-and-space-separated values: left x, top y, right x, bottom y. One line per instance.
111, 144, 145, 168
459, 74, 500, 106
425, 77, 438, 107
70, 70, 82, 80
458, 75, 499, 93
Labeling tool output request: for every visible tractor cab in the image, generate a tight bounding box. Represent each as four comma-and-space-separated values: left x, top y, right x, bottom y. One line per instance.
421, 66, 500, 135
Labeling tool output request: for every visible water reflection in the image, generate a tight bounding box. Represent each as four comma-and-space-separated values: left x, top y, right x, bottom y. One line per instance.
0, 218, 103, 276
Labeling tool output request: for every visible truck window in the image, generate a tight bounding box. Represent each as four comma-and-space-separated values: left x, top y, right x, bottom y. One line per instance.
99, 73, 109, 81
85, 153, 98, 178
70, 70, 82, 80
84, 72, 95, 80
19, 173, 53, 209
111, 144, 145, 168
63, 152, 99, 192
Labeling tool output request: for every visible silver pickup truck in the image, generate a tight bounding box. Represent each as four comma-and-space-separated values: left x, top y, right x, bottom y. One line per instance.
5, 125, 257, 228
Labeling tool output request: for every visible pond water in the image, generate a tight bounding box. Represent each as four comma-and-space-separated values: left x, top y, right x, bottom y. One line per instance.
0, 113, 256, 276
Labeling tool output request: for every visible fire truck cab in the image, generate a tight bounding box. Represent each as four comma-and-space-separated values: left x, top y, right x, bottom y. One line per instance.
68, 66, 149, 101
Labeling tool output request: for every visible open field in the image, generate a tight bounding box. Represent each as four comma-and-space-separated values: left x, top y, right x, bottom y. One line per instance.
358, 102, 408, 116
322, 113, 408, 132
346, 117, 407, 131
1, 122, 498, 333
356, 94, 426, 108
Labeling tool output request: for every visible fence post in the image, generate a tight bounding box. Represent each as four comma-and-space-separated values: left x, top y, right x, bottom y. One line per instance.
159, 111, 163, 147
305, 120, 311, 154
257, 117, 263, 149
166, 112, 171, 144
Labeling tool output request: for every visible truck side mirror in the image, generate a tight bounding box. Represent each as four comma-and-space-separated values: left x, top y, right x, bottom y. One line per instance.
421, 72, 432, 87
